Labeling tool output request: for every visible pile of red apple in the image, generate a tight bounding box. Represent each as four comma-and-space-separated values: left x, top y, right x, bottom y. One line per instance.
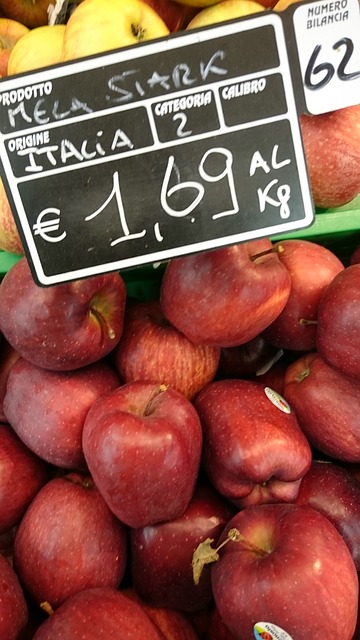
0, 234, 360, 639
0, 0, 359, 638
0, 0, 360, 257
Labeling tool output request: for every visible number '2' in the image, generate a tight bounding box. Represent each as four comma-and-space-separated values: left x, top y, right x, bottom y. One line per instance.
305, 37, 360, 90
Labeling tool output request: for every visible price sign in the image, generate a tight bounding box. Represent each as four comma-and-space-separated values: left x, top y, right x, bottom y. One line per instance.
0, 13, 314, 286
292, 0, 360, 114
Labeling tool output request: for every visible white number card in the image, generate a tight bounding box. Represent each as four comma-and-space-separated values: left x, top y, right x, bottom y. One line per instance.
293, 0, 360, 114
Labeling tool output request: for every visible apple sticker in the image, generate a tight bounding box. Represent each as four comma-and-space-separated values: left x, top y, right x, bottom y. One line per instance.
264, 387, 291, 413
254, 622, 293, 640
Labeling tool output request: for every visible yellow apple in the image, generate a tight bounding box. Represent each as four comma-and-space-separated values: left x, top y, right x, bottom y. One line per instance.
273, 0, 299, 9
0, 18, 29, 77
0, 179, 24, 256
186, 0, 264, 27
1, 23, 65, 257
7, 24, 66, 75
61, 0, 170, 62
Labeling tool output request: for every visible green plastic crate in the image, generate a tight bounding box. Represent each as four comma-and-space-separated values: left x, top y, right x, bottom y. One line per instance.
0, 250, 22, 277
272, 194, 360, 265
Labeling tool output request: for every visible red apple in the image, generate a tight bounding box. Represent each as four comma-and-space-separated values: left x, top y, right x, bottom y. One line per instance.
316, 264, 360, 380
0, 177, 24, 255
343, 462, 360, 483
216, 334, 281, 380
32, 587, 168, 640
299, 104, 360, 209
123, 588, 200, 639
13, 472, 128, 609
0, 335, 20, 422
0, 423, 48, 534
295, 459, 360, 570
353, 597, 360, 640
350, 244, 360, 265
262, 239, 344, 351
210, 504, 359, 639
0, 256, 127, 371
207, 608, 237, 640
0, 551, 28, 639
283, 351, 360, 461
0, 0, 50, 28
185, 607, 214, 640
137, 605, 200, 640
82, 381, 203, 527
130, 482, 235, 612
253, 358, 288, 395
15, 601, 46, 640
177, 0, 275, 7
160, 239, 291, 348
256, 0, 280, 6
168, 0, 217, 7
144, 0, 198, 30
194, 379, 312, 507
112, 300, 220, 400
3, 357, 120, 470
0, 525, 17, 561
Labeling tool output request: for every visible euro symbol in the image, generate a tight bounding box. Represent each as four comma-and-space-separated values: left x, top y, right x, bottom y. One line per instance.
32, 208, 66, 243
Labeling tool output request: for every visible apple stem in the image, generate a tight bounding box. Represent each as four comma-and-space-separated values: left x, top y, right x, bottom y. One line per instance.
40, 601, 54, 616
216, 527, 242, 552
250, 245, 284, 262
143, 384, 168, 416
192, 527, 269, 585
89, 306, 116, 340
64, 474, 95, 490
296, 368, 310, 382
298, 319, 318, 325
131, 23, 147, 41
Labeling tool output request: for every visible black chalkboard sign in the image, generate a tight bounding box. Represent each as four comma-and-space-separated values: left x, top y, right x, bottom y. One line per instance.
0, 12, 314, 285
